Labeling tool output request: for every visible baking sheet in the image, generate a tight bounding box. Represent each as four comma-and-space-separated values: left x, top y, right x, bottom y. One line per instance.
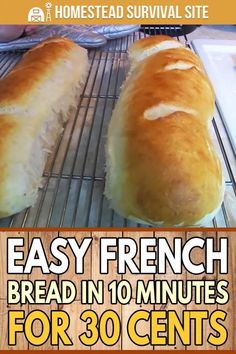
192, 39, 236, 152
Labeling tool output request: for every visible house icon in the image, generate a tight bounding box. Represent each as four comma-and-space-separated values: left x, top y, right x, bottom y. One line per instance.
28, 7, 45, 22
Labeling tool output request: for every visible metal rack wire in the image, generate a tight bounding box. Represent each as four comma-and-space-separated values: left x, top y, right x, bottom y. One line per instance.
0, 26, 235, 227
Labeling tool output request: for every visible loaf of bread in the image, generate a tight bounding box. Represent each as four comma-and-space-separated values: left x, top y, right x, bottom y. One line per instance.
0, 37, 88, 218
105, 35, 224, 226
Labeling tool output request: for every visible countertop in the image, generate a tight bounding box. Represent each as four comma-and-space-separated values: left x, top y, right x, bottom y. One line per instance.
187, 25, 236, 41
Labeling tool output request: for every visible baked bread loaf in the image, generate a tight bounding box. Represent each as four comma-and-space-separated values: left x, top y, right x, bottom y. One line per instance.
0, 37, 88, 218
105, 35, 224, 226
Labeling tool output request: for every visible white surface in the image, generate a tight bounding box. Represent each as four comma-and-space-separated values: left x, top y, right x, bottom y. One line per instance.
192, 39, 236, 151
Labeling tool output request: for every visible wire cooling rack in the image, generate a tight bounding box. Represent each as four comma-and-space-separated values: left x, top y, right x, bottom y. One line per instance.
0, 26, 235, 227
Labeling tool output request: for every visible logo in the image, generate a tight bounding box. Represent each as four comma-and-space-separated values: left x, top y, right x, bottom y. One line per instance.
28, 2, 52, 23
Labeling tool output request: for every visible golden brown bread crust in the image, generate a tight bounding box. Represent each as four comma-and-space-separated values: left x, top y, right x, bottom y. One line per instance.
0, 37, 85, 114
126, 64, 214, 122
129, 35, 183, 63
138, 47, 205, 73
129, 35, 180, 52
0, 37, 88, 218
0, 115, 39, 217
106, 35, 224, 226
115, 113, 222, 226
